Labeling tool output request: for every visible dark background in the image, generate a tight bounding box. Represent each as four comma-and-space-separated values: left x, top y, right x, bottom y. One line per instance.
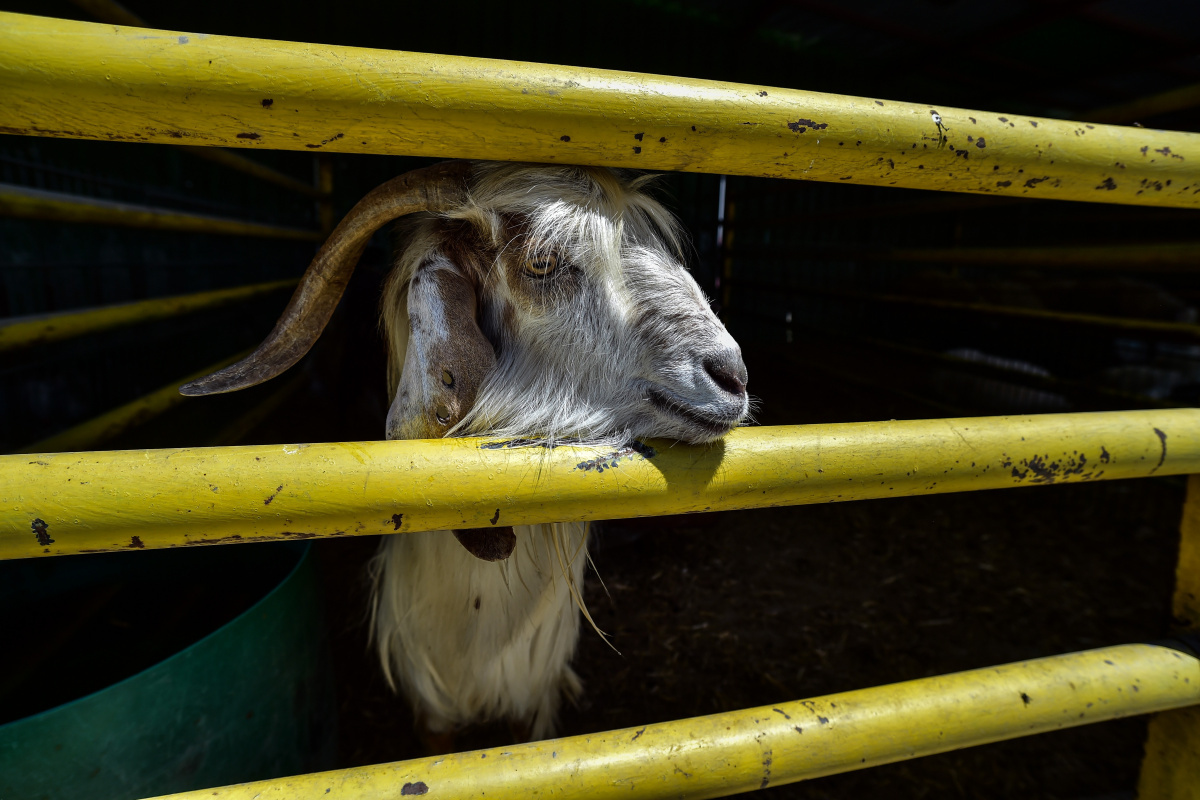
2, 1, 1199, 797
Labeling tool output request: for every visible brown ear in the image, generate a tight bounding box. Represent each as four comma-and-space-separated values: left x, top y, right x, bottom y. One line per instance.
385, 257, 496, 440
384, 256, 516, 561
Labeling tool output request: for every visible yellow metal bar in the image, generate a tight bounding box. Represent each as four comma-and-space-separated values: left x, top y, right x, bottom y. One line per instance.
13, 350, 252, 455
1170, 475, 1200, 654
736, 242, 1200, 272
727, 194, 1015, 226
729, 200, 1200, 227
0, 279, 296, 353
180, 146, 329, 198
859, 241, 1200, 270
65, 2, 328, 199
66, 1, 329, 200
864, 292, 1200, 341
66, 0, 144, 26
746, 284, 1200, 343
1139, 474, 1200, 797
2, 409, 1197, 559
1087, 82, 1200, 125
205, 371, 308, 446
0, 183, 322, 240
854, 335, 1178, 410
149, 643, 1200, 800
2, 14, 1199, 209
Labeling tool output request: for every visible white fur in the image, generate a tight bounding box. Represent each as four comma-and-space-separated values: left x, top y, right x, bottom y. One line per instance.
371, 522, 587, 739
371, 162, 748, 741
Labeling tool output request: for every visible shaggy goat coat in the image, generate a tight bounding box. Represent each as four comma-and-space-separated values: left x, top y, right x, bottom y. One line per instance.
370, 163, 748, 739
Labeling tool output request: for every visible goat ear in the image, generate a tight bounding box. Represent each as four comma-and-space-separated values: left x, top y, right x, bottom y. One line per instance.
385, 256, 517, 562
385, 256, 494, 440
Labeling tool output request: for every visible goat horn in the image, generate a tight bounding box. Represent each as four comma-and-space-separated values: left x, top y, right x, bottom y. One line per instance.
180, 160, 473, 396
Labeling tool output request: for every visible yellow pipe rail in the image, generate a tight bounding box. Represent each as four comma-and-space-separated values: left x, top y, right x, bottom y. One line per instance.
3, 409, 1197, 559
148, 642, 1200, 800
859, 292, 1200, 341
727, 198, 1200, 226
739, 284, 1200, 343
0, 183, 322, 240
13, 350, 252, 455
848, 241, 1200, 270
205, 371, 309, 446
733, 241, 1200, 271
66, 1, 330, 200
726, 193, 1015, 225
180, 146, 328, 199
852, 335, 1177, 411
1086, 82, 1200, 126
66, 0, 142, 27
0, 279, 296, 353
780, 334, 1161, 419
1140, 475, 1200, 794
2, 13, 1199, 208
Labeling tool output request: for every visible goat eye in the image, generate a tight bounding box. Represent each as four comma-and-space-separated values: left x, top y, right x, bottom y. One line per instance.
522, 253, 559, 278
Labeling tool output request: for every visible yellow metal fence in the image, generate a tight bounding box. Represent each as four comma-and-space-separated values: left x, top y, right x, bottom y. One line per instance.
2, 409, 1196, 559
2, 10, 1199, 799
151, 642, 1200, 800
2, 13, 1199, 207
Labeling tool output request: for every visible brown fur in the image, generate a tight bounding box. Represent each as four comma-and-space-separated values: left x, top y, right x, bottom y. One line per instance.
385, 262, 496, 440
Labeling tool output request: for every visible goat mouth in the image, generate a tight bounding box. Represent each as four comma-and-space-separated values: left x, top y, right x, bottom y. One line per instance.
646, 387, 740, 438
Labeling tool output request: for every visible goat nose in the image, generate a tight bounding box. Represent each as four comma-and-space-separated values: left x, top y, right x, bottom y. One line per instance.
703, 355, 748, 397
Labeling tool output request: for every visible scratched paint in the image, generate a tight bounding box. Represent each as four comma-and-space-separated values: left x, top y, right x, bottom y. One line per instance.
574, 440, 657, 474
1, 13, 1199, 208
2, 410, 1197, 559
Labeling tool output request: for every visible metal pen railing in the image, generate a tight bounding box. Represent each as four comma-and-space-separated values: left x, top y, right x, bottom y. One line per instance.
1, 13, 1198, 208
1, 10, 1198, 798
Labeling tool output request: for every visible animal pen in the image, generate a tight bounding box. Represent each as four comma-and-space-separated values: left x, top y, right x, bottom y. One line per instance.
1, 6, 1200, 799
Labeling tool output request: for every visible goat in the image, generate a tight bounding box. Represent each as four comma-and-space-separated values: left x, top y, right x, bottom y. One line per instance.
182, 160, 750, 745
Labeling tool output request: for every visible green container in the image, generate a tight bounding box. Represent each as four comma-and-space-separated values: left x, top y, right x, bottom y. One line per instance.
0, 542, 336, 800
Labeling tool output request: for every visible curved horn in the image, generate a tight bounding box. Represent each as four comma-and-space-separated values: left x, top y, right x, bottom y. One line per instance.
180, 160, 473, 396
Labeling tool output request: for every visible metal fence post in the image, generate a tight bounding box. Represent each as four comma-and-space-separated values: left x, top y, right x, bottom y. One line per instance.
1139, 473, 1200, 798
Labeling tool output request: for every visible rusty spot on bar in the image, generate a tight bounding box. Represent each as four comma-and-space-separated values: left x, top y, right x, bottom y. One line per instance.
31, 518, 53, 547
787, 119, 828, 133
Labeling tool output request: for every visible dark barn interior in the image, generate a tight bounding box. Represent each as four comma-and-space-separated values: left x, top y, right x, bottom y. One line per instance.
2, 1, 1199, 797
